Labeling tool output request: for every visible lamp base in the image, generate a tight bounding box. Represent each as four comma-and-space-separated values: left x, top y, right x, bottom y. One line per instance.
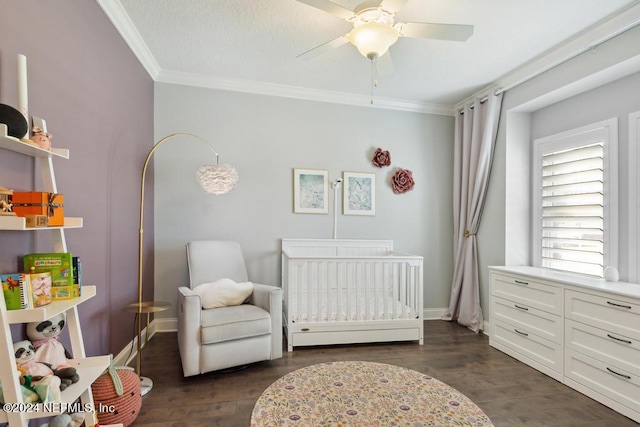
140, 376, 154, 396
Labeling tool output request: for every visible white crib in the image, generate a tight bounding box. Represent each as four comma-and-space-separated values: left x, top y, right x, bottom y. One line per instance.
281, 238, 424, 351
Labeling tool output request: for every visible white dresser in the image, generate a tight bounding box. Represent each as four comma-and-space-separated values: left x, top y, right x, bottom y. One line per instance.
489, 266, 640, 423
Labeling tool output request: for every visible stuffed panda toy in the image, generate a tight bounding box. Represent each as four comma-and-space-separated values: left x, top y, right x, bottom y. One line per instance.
26, 312, 79, 390
13, 340, 61, 403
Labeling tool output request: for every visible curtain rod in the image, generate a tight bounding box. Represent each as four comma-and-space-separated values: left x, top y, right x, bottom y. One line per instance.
458, 18, 640, 115
459, 96, 488, 114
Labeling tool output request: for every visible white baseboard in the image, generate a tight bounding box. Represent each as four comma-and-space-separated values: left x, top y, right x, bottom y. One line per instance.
423, 308, 447, 320
112, 339, 135, 367
112, 319, 165, 367
483, 320, 490, 336
154, 317, 177, 332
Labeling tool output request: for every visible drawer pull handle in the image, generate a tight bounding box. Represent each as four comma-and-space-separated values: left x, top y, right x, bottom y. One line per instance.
606, 367, 631, 380
514, 329, 529, 337
606, 301, 632, 309
515, 280, 529, 285
607, 334, 632, 345
514, 304, 529, 311
301, 328, 310, 332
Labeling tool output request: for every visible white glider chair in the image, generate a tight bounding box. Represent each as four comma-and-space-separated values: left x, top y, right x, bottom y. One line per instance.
177, 240, 282, 377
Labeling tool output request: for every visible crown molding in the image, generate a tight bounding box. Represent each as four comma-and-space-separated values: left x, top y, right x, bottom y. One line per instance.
454, 1, 640, 111
96, 0, 161, 79
156, 69, 455, 115
101, 0, 640, 116
98, 0, 453, 115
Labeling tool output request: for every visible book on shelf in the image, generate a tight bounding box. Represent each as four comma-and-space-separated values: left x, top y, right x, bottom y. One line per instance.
1, 273, 33, 310
29, 271, 52, 307
53, 256, 81, 300
23, 252, 78, 300
73, 257, 82, 284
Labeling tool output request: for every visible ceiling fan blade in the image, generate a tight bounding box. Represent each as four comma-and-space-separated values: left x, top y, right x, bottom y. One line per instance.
380, 0, 408, 14
296, 0, 354, 20
297, 35, 350, 61
398, 22, 474, 41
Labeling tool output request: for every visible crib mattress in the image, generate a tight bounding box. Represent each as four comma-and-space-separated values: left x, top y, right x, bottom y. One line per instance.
288, 291, 418, 322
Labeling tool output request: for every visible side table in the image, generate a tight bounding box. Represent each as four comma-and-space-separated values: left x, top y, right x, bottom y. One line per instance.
123, 301, 170, 396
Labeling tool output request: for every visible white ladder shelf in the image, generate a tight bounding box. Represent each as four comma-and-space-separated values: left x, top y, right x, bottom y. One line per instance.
0, 130, 110, 426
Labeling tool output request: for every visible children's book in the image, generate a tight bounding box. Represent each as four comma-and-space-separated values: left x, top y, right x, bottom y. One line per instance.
23, 253, 73, 288
72, 256, 82, 297
1, 273, 33, 310
29, 271, 52, 307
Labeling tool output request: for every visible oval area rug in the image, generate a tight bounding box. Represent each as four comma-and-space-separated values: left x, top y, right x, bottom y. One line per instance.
251, 360, 494, 426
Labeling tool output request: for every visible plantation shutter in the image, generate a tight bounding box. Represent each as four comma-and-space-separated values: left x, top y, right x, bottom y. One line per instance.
540, 142, 604, 276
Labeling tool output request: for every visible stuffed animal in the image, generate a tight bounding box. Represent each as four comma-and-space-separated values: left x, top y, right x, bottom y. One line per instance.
13, 340, 61, 403
26, 312, 79, 390
0, 372, 39, 404
16, 369, 40, 403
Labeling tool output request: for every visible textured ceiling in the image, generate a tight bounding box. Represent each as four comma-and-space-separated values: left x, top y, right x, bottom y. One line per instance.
113, 0, 638, 109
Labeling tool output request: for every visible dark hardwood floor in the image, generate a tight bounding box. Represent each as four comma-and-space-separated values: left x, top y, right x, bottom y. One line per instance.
130, 320, 637, 426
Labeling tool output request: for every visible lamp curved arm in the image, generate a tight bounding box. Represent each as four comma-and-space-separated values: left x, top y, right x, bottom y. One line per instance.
137, 133, 219, 308
134, 132, 220, 375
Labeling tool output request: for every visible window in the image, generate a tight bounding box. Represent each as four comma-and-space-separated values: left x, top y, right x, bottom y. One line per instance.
533, 119, 618, 277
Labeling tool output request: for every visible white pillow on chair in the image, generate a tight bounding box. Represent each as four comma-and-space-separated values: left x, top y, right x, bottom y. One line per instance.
192, 278, 254, 309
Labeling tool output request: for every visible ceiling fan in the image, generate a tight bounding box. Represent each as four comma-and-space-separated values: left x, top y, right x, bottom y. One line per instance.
296, 0, 474, 62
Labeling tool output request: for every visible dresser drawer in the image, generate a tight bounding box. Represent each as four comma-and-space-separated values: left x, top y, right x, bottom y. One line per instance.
491, 273, 562, 315
492, 320, 563, 375
492, 296, 562, 344
565, 348, 640, 417
565, 290, 640, 341
565, 319, 640, 376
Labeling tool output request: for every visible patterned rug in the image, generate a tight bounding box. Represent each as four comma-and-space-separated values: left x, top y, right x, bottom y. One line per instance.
251, 361, 494, 426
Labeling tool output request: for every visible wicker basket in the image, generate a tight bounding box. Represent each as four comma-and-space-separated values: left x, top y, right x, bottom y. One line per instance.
91, 366, 141, 427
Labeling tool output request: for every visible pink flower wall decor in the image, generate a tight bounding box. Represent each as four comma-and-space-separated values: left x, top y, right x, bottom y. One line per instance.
372, 148, 391, 168
391, 168, 415, 194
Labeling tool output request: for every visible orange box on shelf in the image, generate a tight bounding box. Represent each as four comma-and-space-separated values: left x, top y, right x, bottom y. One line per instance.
12, 192, 64, 227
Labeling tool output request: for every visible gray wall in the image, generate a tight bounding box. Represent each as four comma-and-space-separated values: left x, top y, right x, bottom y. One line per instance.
0, 2, 154, 356
153, 83, 455, 318
478, 25, 640, 321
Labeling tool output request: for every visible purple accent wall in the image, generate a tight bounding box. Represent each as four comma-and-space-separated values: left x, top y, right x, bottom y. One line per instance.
0, 1, 154, 357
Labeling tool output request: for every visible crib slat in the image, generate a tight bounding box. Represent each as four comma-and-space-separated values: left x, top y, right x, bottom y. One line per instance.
391, 262, 398, 319
383, 262, 388, 320
375, 262, 380, 320
307, 262, 313, 322
364, 262, 370, 320
315, 262, 321, 322
326, 261, 333, 322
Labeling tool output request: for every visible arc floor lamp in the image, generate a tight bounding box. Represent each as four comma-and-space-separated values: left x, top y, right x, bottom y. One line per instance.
125, 133, 238, 396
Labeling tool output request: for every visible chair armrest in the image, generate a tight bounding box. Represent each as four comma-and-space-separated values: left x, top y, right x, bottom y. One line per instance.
249, 283, 283, 360
249, 283, 280, 312
177, 286, 202, 376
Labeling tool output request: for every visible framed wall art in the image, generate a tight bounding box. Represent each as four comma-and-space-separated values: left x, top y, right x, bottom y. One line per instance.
343, 171, 375, 216
293, 168, 329, 214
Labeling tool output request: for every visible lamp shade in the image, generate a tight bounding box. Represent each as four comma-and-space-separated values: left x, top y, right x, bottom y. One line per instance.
196, 163, 239, 195
347, 22, 399, 59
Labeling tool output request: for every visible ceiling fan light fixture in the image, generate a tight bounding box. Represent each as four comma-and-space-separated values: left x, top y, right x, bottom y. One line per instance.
347, 22, 399, 59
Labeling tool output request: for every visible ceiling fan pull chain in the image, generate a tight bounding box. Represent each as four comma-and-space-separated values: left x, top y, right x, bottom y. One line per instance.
374, 57, 379, 88
370, 59, 374, 104
370, 56, 379, 104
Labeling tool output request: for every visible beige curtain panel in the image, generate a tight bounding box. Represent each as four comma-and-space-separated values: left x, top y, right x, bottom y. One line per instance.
442, 92, 503, 333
